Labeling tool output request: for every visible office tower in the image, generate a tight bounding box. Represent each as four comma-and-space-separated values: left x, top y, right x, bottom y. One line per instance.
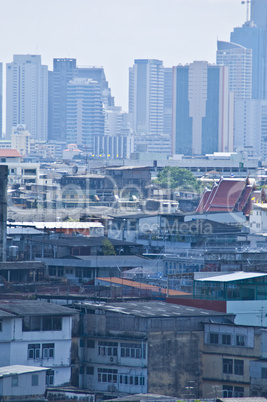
231, 23, 265, 99
48, 58, 77, 141
66, 78, 104, 151
251, 0, 267, 28
0, 63, 2, 138
76, 67, 114, 108
129, 59, 164, 136
6, 55, 48, 141
234, 98, 267, 157
216, 41, 252, 99
163, 67, 173, 136
172, 61, 234, 156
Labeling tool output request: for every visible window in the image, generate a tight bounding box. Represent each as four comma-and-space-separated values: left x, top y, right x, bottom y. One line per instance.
209, 333, 219, 344
28, 344, 41, 359
97, 368, 117, 383
86, 366, 94, 375
11, 376, 18, 387
0, 320, 2, 331
87, 340, 95, 348
223, 359, 233, 374
32, 374, 39, 386
120, 342, 146, 359
119, 374, 145, 386
234, 386, 244, 397
236, 335, 245, 346
262, 367, 267, 379
222, 334, 231, 345
22, 316, 62, 332
42, 343, 54, 359
46, 370, 54, 386
98, 341, 118, 357
234, 359, 244, 375
223, 385, 233, 397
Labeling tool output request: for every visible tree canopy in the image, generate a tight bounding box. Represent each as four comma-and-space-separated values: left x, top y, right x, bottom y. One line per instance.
155, 166, 200, 191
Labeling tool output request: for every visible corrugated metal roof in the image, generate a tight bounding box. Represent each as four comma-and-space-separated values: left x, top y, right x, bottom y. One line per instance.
96, 277, 190, 297
196, 271, 267, 282
0, 300, 75, 316
0, 365, 48, 377
80, 300, 227, 318
9, 222, 103, 229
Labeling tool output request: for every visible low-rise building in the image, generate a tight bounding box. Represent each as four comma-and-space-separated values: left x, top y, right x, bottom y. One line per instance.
0, 300, 75, 386
0, 365, 47, 401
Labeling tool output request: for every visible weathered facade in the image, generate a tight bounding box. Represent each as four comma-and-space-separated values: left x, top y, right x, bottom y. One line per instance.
72, 301, 234, 398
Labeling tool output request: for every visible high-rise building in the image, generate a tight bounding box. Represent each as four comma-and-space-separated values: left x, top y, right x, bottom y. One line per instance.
66, 78, 104, 151
0, 63, 2, 138
216, 40, 252, 99
76, 67, 114, 108
251, 0, 267, 28
163, 67, 173, 137
6, 55, 48, 141
48, 58, 77, 142
234, 98, 267, 158
48, 62, 114, 143
172, 61, 234, 156
129, 59, 164, 136
231, 23, 265, 99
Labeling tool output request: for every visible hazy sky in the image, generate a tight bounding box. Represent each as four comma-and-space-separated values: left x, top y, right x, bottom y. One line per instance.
0, 0, 246, 111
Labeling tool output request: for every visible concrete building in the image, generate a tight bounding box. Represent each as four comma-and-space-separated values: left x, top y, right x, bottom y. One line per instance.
172, 61, 234, 156
129, 59, 164, 137
11, 124, 31, 157
66, 78, 104, 152
48, 58, 77, 142
0, 365, 47, 401
73, 301, 233, 397
0, 62, 2, 138
0, 166, 7, 262
231, 22, 265, 100
0, 300, 74, 386
216, 40, 252, 99
6, 55, 48, 141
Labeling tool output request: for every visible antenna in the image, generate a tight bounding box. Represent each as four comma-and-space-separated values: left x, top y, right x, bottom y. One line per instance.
241, 0, 251, 22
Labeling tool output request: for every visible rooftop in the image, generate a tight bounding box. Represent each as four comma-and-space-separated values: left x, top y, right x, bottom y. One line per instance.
0, 149, 22, 158
196, 271, 267, 283
0, 300, 75, 317
78, 300, 229, 318
96, 277, 190, 297
0, 365, 48, 377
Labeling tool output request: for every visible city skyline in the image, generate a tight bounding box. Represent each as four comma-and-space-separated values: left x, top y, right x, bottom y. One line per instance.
0, 0, 246, 112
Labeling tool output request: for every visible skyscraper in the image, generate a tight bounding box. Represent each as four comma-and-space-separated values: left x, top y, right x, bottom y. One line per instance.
6, 55, 48, 140
66, 78, 104, 151
216, 40, 252, 99
0, 63, 2, 138
251, 0, 267, 28
172, 61, 234, 156
231, 23, 264, 99
48, 58, 77, 141
129, 59, 164, 136
163, 67, 173, 137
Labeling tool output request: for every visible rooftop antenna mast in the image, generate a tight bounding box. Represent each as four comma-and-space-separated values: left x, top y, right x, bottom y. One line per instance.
241, 0, 251, 23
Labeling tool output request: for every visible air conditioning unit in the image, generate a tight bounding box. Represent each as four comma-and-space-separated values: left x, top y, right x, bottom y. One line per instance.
108, 385, 117, 392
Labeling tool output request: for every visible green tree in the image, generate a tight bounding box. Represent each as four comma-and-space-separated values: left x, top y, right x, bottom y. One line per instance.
102, 239, 116, 256
155, 167, 200, 191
